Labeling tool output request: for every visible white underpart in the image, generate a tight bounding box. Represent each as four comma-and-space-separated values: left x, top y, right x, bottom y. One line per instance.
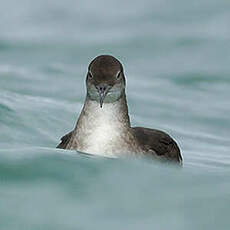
75, 99, 131, 157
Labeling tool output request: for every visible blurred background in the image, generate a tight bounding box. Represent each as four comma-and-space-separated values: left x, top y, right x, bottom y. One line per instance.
0, 0, 230, 229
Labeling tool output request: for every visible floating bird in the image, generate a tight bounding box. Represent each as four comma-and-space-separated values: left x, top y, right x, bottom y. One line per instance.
57, 55, 182, 164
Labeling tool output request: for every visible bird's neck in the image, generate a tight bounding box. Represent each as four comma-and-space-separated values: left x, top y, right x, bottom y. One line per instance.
76, 92, 131, 131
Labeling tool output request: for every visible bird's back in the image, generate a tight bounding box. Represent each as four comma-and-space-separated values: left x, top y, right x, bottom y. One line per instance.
132, 127, 182, 164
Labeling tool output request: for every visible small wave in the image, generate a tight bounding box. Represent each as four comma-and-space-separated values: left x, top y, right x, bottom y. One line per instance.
171, 73, 230, 86
0, 40, 12, 51
0, 103, 16, 123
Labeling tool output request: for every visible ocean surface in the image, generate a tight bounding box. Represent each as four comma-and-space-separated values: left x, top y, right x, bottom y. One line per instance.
0, 0, 230, 229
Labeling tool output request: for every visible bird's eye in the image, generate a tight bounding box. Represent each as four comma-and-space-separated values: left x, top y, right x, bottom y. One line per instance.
116, 71, 121, 80
88, 71, 93, 79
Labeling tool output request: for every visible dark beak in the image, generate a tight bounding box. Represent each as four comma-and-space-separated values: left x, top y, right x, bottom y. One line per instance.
96, 84, 109, 108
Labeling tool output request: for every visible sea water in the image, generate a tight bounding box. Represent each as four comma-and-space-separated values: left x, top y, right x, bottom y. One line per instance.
0, 0, 230, 229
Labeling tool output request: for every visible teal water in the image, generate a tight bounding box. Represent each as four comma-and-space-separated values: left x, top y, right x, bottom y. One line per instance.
0, 0, 230, 229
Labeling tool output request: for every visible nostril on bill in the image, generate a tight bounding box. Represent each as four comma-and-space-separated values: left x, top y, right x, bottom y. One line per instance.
97, 84, 108, 93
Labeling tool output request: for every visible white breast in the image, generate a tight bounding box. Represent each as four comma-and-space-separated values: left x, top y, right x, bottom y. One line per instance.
75, 100, 131, 157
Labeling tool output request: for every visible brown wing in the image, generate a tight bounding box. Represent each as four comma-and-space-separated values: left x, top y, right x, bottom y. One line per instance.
56, 131, 73, 149
132, 127, 182, 164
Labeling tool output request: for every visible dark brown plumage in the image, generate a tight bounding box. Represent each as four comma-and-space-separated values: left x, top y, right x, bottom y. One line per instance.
132, 127, 182, 164
57, 131, 73, 149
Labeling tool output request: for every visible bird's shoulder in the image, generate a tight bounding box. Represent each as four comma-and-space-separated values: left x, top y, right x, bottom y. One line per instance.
132, 126, 182, 164
57, 131, 73, 149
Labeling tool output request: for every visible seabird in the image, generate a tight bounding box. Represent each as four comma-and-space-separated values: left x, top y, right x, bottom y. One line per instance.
57, 55, 182, 164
